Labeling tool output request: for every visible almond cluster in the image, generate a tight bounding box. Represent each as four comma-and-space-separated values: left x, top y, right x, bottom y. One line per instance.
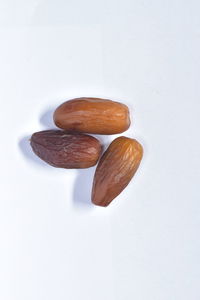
30, 97, 143, 207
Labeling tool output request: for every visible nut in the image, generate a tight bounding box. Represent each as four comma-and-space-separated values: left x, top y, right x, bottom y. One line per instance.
92, 137, 143, 206
53, 97, 130, 134
30, 130, 102, 169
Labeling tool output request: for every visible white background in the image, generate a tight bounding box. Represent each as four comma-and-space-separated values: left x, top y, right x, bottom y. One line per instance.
0, 1, 200, 299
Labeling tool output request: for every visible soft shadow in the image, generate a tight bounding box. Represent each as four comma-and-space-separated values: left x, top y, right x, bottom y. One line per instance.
93, 134, 111, 147
40, 107, 56, 128
18, 136, 48, 167
73, 167, 96, 210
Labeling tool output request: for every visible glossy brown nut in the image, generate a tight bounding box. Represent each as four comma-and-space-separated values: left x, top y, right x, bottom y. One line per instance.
92, 137, 143, 207
53, 97, 130, 134
30, 130, 102, 169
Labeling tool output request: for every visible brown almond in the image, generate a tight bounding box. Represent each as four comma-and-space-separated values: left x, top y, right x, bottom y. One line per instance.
92, 137, 143, 206
30, 130, 102, 169
53, 97, 130, 134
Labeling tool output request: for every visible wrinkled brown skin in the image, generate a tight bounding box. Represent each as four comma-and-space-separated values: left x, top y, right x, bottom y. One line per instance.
53, 97, 131, 134
92, 137, 143, 207
30, 130, 102, 169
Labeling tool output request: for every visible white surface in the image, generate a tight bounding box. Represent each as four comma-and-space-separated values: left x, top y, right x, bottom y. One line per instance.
0, 1, 200, 299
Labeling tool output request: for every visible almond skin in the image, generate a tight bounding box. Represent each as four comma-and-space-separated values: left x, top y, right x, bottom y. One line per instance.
30, 130, 102, 169
92, 137, 143, 206
53, 97, 130, 134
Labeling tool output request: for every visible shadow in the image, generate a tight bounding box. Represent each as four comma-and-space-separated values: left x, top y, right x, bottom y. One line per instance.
73, 167, 96, 210
18, 107, 57, 167
39, 107, 56, 128
92, 134, 112, 153
18, 135, 48, 167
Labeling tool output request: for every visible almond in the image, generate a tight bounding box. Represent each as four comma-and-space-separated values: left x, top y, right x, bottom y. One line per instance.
30, 130, 102, 169
92, 137, 143, 206
53, 97, 130, 134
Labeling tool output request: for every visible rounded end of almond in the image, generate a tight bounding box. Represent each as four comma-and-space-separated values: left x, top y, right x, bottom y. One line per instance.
92, 198, 110, 207
53, 111, 62, 129
115, 111, 131, 134
92, 189, 111, 207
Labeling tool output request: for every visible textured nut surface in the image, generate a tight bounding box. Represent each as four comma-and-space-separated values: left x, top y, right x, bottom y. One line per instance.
92, 137, 143, 206
53, 97, 130, 134
30, 130, 101, 169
